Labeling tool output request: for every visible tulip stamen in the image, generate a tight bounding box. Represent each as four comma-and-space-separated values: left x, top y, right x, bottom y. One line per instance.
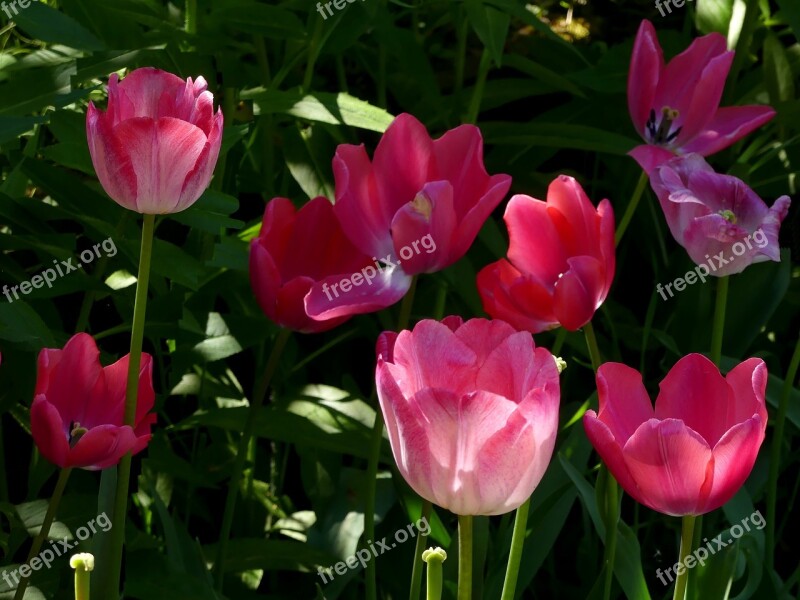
647, 106, 682, 146
69, 421, 89, 447
410, 193, 433, 221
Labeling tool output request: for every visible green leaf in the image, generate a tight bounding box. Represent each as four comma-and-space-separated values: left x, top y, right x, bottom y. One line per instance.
13, 1, 105, 51
777, 0, 800, 42
465, 0, 510, 67
0, 116, 46, 144
764, 31, 796, 105
695, 0, 735, 37
482, 121, 638, 155
209, 1, 306, 39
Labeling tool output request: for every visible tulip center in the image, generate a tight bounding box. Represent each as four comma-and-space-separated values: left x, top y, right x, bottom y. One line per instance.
69, 421, 88, 447
409, 193, 432, 221
646, 106, 682, 146
718, 209, 737, 224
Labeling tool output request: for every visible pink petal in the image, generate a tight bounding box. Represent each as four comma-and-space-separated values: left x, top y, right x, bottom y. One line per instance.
30, 396, 70, 469
451, 318, 520, 374
628, 20, 664, 137
115, 67, 186, 120
86, 102, 139, 211
681, 106, 776, 156
595, 362, 655, 443
449, 173, 512, 263
673, 51, 734, 145
430, 123, 492, 218
67, 424, 139, 470
546, 175, 601, 259
552, 255, 608, 331
723, 358, 768, 430
174, 107, 224, 213
628, 144, 677, 175
505, 194, 567, 285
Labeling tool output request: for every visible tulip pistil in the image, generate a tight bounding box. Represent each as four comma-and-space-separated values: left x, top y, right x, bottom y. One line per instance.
69, 422, 88, 447
410, 193, 433, 221
718, 209, 737, 224
646, 107, 682, 146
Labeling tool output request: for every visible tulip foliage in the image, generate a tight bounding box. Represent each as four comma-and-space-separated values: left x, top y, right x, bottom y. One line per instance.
0, 2, 799, 600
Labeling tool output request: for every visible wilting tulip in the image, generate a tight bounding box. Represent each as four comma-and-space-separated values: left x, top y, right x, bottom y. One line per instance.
306, 114, 511, 320
583, 354, 768, 516
86, 67, 224, 214
651, 154, 790, 276
250, 197, 378, 333
376, 317, 560, 515
477, 175, 615, 333
30, 333, 156, 470
628, 20, 775, 174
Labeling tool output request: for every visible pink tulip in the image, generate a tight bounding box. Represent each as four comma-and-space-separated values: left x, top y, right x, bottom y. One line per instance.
376, 317, 560, 516
583, 354, 768, 516
30, 334, 156, 470
628, 20, 775, 174
249, 197, 376, 333
306, 114, 511, 321
651, 154, 790, 276
86, 67, 224, 214
477, 175, 615, 333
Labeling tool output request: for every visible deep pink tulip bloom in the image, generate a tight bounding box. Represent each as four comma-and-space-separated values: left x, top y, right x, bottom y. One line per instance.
249, 197, 376, 333
477, 176, 615, 333
583, 354, 768, 516
86, 67, 224, 214
651, 154, 790, 276
628, 20, 775, 174
306, 114, 511, 320
376, 316, 560, 516
30, 334, 156, 470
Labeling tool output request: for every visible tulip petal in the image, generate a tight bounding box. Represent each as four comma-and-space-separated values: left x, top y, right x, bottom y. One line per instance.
622, 418, 714, 516
596, 362, 654, 443
450, 173, 512, 262
628, 144, 677, 175
705, 415, 765, 513
628, 20, 664, 137
552, 255, 607, 331
505, 194, 567, 285
673, 51, 734, 145
86, 103, 139, 211
723, 358, 768, 429
431, 124, 492, 216
175, 107, 224, 212
453, 318, 520, 375
547, 175, 601, 258
115, 67, 187, 120
68, 424, 139, 471
681, 106, 776, 156
30, 397, 70, 469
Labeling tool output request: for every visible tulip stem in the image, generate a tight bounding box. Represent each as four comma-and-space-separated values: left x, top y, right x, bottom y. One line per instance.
408, 500, 432, 600
185, 0, 197, 34
214, 327, 291, 591
13, 468, 72, 600
583, 321, 602, 372
710, 276, 729, 367
767, 332, 800, 571
103, 212, 155, 599
365, 275, 419, 600
500, 496, 531, 600
614, 171, 649, 246
673, 515, 696, 600
601, 471, 619, 600
457, 515, 473, 600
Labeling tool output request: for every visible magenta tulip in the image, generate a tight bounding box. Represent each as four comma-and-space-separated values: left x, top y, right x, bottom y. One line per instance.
651, 154, 790, 276
249, 197, 376, 333
477, 175, 615, 333
86, 67, 224, 214
628, 20, 775, 174
306, 114, 511, 320
376, 317, 560, 515
30, 334, 156, 470
583, 354, 768, 516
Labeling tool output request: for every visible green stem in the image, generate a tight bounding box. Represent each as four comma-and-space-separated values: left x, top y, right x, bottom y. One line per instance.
457, 515, 473, 600
302, 17, 324, 93
214, 327, 292, 591
583, 321, 602, 372
365, 276, 418, 600
500, 496, 531, 600
103, 212, 155, 599
13, 469, 72, 600
408, 500, 432, 600
615, 171, 649, 246
185, 0, 197, 35
602, 473, 619, 600
71, 554, 93, 600
673, 515, 696, 600
422, 547, 446, 600
766, 332, 800, 571
465, 48, 491, 124
710, 276, 729, 367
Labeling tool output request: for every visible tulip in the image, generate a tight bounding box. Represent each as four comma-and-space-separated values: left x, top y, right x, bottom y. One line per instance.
628, 20, 775, 174
583, 354, 768, 516
306, 114, 511, 320
30, 333, 156, 470
86, 67, 224, 214
477, 175, 615, 333
249, 197, 376, 333
376, 316, 560, 516
651, 154, 790, 276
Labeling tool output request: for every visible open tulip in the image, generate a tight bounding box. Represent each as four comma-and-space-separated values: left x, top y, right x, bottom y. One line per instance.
250, 197, 377, 333
628, 20, 775, 174
376, 317, 560, 516
477, 175, 615, 333
30, 333, 156, 470
306, 114, 511, 320
86, 67, 224, 214
651, 154, 790, 276
583, 354, 768, 516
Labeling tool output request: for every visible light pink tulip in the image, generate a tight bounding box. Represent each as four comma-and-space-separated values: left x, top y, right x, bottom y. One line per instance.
86, 67, 224, 214
376, 317, 560, 516
583, 354, 768, 516
651, 154, 790, 276
628, 20, 775, 174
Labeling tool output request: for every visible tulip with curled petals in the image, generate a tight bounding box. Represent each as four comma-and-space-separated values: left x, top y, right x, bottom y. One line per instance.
477, 175, 615, 333
376, 316, 560, 516
583, 354, 768, 516
86, 67, 224, 214
30, 333, 156, 471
